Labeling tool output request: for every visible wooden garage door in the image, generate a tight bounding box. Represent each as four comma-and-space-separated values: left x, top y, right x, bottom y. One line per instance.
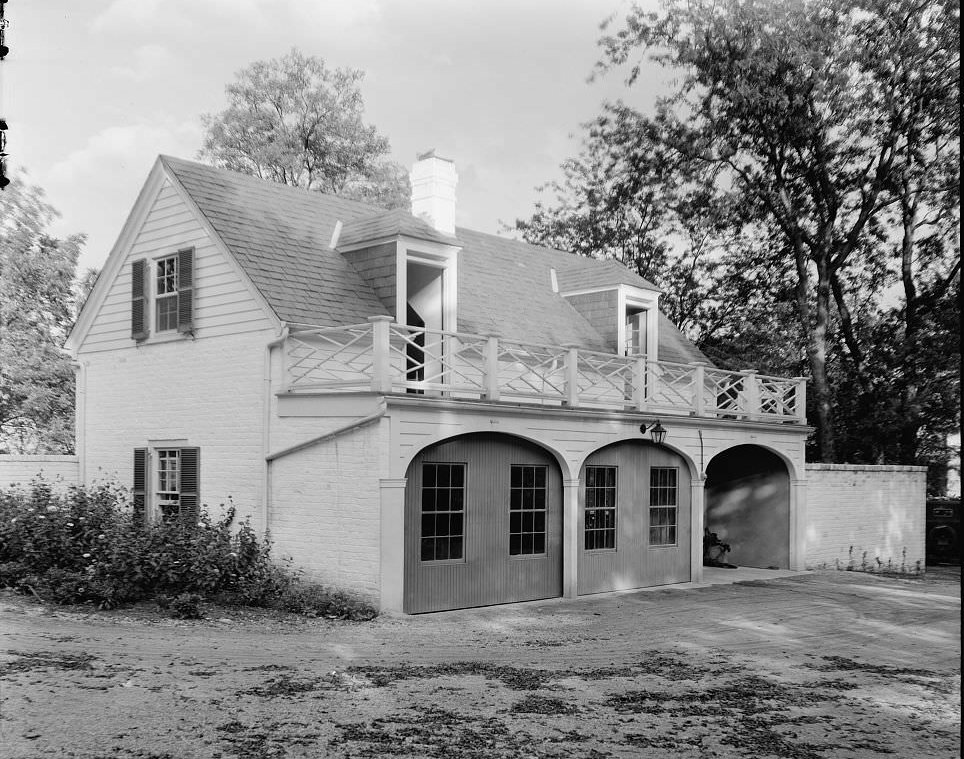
404, 434, 563, 614
578, 441, 691, 595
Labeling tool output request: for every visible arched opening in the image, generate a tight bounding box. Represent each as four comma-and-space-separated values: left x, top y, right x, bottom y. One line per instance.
705, 445, 791, 569
403, 432, 563, 613
578, 440, 692, 594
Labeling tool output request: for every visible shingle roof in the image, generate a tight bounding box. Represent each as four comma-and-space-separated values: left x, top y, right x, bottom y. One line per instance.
161, 156, 708, 363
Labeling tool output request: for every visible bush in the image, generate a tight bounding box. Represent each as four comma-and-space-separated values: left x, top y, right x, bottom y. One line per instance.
0, 479, 376, 619
168, 592, 205, 619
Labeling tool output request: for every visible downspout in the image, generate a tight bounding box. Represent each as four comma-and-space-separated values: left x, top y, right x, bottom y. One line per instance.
72, 359, 86, 483
263, 325, 289, 535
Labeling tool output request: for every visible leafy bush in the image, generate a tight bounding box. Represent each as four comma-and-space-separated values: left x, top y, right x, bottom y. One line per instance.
169, 592, 205, 620
0, 479, 376, 619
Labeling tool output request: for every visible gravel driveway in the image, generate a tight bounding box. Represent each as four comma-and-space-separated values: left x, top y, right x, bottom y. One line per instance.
1, 569, 959, 758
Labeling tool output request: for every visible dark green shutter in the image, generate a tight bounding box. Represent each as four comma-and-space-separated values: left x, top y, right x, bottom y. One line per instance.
131, 259, 148, 341
132, 448, 148, 525
178, 447, 200, 526
177, 247, 194, 334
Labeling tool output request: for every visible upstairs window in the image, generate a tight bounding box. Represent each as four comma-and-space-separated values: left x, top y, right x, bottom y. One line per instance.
156, 256, 179, 332
130, 247, 195, 341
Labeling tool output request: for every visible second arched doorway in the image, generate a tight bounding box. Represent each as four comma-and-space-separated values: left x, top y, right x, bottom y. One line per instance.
578, 440, 692, 595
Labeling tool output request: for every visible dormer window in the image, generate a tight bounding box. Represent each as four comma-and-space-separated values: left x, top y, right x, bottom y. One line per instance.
156, 255, 179, 332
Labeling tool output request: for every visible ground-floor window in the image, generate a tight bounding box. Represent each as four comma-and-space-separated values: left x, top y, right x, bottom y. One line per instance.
420, 462, 465, 561
509, 465, 547, 556
585, 465, 617, 550
649, 467, 678, 546
133, 446, 200, 526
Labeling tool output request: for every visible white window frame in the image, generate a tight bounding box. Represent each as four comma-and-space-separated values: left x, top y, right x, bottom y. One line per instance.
154, 254, 179, 333
146, 440, 189, 523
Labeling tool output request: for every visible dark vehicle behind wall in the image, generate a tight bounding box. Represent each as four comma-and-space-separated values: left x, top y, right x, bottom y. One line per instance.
926, 498, 961, 565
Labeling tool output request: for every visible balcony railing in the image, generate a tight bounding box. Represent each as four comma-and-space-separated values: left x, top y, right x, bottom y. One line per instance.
283, 316, 807, 424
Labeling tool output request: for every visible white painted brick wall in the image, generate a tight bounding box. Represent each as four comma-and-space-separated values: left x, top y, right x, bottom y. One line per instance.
0, 456, 79, 492
804, 464, 926, 571
269, 419, 387, 602
79, 329, 275, 529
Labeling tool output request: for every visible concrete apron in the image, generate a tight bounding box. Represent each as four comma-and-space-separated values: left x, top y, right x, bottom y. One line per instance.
678, 566, 811, 590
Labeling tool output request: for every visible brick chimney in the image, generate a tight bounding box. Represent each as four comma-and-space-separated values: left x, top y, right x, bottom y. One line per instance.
410, 150, 457, 236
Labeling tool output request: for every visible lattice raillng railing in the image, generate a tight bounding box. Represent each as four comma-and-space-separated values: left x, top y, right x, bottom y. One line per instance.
648, 361, 698, 412
387, 324, 488, 393
496, 341, 568, 401
577, 350, 636, 406
286, 323, 375, 389
705, 368, 746, 416
758, 375, 799, 418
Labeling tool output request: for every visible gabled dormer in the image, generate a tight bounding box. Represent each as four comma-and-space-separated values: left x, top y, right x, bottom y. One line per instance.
338, 151, 461, 337
556, 261, 661, 359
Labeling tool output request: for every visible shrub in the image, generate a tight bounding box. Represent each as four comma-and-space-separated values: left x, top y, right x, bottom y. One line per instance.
169, 592, 205, 619
0, 479, 376, 619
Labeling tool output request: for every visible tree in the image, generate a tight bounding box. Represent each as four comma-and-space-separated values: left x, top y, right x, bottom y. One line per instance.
570, 0, 959, 462
0, 175, 85, 453
200, 49, 409, 209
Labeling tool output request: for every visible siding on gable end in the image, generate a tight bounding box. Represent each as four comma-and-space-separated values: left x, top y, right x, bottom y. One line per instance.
564, 291, 619, 353
77, 179, 273, 354
343, 242, 397, 317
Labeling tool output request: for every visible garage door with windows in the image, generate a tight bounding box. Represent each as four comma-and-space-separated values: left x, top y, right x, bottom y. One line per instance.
403, 433, 563, 614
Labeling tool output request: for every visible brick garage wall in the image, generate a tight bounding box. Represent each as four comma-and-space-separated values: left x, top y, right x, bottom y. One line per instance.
268, 418, 387, 603
0, 456, 80, 492
804, 464, 927, 571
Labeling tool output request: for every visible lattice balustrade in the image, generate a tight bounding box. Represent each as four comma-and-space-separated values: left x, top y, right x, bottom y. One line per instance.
387, 324, 488, 393
757, 375, 799, 418
576, 351, 636, 406
286, 323, 375, 390
648, 361, 698, 412
495, 341, 568, 401
282, 320, 805, 423
705, 368, 746, 416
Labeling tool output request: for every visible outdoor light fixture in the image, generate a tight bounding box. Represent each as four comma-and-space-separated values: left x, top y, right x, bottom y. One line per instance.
0, 16, 8, 60
640, 420, 668, 445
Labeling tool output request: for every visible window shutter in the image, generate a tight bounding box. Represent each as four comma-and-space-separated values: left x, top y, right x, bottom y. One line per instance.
177, 247, 194, 334
131, 259, 149, 341
178, 447, 200, 526
132, 448, 148, 525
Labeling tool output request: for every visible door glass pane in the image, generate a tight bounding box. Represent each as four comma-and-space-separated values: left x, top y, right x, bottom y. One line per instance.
585, 465, 617, 551
420, 463, 466, 561
509, 465, 548, 556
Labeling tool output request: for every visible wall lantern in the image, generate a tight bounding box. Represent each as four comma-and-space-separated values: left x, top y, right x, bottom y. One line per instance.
640, 420, 667, 445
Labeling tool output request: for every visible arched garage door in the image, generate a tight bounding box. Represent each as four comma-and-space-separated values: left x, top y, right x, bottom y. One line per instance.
578, 441, 691, 595
404, 433, 563, 613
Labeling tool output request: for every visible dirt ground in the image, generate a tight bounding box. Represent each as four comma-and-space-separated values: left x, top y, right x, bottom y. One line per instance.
1, 568, 960, 759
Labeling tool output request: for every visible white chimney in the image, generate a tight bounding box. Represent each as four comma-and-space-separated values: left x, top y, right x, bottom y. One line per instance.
410, 150, 458, 236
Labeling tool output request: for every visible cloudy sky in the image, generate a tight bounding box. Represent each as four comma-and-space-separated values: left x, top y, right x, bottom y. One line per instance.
4, 0, 666, 273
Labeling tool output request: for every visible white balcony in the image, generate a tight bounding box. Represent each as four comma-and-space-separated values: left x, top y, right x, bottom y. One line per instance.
282, 316, 807, 424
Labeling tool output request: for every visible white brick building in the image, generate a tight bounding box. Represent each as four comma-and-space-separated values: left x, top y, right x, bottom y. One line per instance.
66, 153, 818, 613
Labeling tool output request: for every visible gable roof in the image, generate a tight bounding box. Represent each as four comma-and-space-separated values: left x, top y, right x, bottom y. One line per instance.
340, 208, 459, 248
158, 156, 707, 362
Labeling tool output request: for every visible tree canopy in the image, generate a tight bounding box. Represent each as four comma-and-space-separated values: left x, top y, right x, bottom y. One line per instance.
516, 0, 960, 465
200, 49, 409, 209
0, 176, 85, 454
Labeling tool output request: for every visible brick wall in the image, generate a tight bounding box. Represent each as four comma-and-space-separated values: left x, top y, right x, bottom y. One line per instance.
804, 464, 927, 571
269, 418, 387, 602
79, 329, 274, 530
0, 456, 79, 492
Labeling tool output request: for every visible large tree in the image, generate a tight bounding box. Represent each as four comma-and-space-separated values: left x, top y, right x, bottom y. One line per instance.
520, 0, 959, 462
200, 49, 409, 209
0, 176, 84, 454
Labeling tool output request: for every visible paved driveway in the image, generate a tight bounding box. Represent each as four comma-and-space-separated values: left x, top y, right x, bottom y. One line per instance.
1, 569, 959, 758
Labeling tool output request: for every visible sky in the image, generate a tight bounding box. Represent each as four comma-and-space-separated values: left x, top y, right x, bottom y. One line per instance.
3, 0, 667, 274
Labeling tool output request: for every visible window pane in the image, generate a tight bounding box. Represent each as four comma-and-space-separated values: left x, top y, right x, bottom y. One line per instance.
509, 464, 548, 556
584, 466, 617, 551
420, 462, 466, 562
